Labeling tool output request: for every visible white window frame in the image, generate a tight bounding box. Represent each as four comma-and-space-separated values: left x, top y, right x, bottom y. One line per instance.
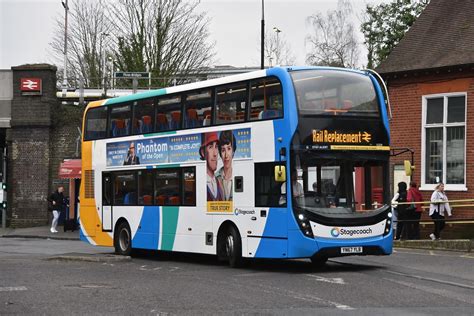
420, 92, 467, 191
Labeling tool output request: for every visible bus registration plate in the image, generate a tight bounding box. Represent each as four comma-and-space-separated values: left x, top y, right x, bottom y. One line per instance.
341, 246, 363, 254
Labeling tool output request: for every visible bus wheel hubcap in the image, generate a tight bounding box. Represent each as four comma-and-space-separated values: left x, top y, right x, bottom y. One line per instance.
119, 229, 129, 251
225, 235, 234, 257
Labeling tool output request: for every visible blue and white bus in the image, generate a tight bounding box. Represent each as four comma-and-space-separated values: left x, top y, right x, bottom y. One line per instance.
80, 66, 393, 267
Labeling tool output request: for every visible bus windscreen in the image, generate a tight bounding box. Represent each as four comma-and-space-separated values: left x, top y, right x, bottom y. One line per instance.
291, 70, 379, 117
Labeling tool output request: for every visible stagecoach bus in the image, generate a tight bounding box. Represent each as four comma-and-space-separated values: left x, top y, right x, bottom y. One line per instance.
80, 66, 393, 267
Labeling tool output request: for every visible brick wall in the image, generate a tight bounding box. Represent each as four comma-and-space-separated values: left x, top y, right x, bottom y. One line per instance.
386, 69, 474, 223
8, 64, 56, 227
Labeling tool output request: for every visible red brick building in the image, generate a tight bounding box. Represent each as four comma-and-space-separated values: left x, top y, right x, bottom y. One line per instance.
377, 0, 474, 237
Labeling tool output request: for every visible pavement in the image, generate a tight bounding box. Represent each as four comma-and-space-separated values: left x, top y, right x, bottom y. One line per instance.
1, 225, 473, 252
0, 225, 80, 241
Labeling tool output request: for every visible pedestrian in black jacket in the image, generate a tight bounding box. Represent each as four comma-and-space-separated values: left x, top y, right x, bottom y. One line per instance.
48, 186, 64, 233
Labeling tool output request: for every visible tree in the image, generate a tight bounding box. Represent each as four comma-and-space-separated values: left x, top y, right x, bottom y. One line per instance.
306, 0, 359, 68
50, 0, 111, 88
264, 28, 296, 67
361, 0, 428, 69
50, 0, 214, 88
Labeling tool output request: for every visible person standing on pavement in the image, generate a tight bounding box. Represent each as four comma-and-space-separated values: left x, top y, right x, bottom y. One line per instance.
429, 182, 452, 240
407, 181, 423, 239
392, 181, 408, 240
48, 186, 65, 233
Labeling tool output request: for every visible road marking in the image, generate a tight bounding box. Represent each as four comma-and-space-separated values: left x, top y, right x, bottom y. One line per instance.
460, 254, 474, 259
254, 284, 354, 310
386, 270, 474, 290
384, 278, 474, 305
306, 274, 346, 284
0, 286, 27, 292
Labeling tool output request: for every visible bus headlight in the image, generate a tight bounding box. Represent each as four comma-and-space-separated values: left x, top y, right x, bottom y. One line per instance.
293, 211, 314, 238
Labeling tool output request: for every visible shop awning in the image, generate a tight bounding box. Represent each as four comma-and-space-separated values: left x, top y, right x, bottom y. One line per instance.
58, 159, 81, 179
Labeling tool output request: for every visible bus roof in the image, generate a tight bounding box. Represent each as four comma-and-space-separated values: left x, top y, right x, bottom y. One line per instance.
84, 66, 372, 111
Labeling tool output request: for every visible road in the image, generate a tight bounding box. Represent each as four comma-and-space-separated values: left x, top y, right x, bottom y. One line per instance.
0, 238, 473, 315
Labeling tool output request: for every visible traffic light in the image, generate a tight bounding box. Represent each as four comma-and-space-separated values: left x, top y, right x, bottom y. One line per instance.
1, 183, 6, 190
1, 201, 6, 209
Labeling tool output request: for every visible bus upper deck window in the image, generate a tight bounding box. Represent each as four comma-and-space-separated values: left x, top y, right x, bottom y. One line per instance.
133, 98, 155, 135
156, 95, 182, 131
250, 77, 283, 121
109, 105, 132, 137
85, 106, 107, 140
184, 90, 213, 128
216, 83, 247, 125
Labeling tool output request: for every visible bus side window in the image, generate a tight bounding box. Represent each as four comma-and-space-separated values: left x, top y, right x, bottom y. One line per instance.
184, 89, 213, 128
138, 170, 154, 205
156, 95, 181, 132
134, 98, 155, 135
255, 162, 285, 207
109, 104, 132, 137
84, 106, 107, 140
113, 172, 137, 206
182, 168, 196, 206
216, 83, 247, 125
250, 77, 283, 121
155, 168, 180, 206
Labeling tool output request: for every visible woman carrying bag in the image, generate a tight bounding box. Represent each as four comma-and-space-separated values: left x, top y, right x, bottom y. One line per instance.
429, 182, 452, 240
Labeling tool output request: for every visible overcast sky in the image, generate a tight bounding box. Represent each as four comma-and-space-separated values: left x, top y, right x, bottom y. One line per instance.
0, 0, 388, 70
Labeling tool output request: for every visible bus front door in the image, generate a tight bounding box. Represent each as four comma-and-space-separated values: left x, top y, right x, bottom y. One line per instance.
102, 173, 113, 231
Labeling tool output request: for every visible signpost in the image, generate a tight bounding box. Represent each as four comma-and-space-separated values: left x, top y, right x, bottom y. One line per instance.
114, 72, 150, 79
114, 72, 151, 93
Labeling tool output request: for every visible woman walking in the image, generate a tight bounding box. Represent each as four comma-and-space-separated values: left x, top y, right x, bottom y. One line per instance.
429, 182, 452, 240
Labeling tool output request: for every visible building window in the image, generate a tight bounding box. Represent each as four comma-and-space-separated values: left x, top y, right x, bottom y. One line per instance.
422, 94, 466, 189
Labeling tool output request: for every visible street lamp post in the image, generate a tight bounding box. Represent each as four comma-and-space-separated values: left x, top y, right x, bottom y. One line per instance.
260, 0, 265, 70
273, 27, 282, 65
101, 32, 109, 95
61, 0, 69, 97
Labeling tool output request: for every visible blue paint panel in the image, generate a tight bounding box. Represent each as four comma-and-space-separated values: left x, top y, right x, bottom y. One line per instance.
79, 227, 90, 244
132, 206, 160, 250
254, 207, 288, 258
287, 229, 393, 258
253, 238, 288, 258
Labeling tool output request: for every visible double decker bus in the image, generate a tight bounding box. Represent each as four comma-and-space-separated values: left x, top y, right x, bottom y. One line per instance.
80, 66, 393, 267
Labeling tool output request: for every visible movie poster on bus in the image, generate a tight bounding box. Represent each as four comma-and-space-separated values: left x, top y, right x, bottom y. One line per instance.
106, 138, 169, 167
203, 128, 251, 213
168, 134, 202, 163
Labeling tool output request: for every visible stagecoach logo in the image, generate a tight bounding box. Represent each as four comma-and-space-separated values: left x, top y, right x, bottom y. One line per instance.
331, 227, 373, 237
234, 208, 256, 216
312, 129, 372, 144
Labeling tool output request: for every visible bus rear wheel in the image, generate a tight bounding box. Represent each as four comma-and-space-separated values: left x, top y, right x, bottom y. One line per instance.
225, 226, 243, 268
114, 221, 132, 256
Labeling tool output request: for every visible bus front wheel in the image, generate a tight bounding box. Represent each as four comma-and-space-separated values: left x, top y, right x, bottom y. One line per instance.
114, 221, 132, 256
310, 256, 328, 268
225, 226, 243, 268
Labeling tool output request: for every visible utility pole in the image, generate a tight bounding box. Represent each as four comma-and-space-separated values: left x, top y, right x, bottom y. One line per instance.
260, 0, 265, 70
61, 0, 69, 97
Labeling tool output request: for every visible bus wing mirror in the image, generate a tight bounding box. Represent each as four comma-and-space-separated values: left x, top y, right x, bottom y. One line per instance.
404, 160, 414, 176
274, 165, 286, 182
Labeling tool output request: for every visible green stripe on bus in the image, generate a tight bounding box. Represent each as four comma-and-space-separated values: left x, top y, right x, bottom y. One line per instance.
144, 130, 177, 137
160, 206, 180, 251
155, 164, 180, 169
104, 88, 167, 105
